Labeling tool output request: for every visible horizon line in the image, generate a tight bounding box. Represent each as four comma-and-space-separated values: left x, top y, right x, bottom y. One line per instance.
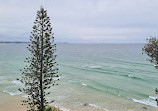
0, 41, 146, 44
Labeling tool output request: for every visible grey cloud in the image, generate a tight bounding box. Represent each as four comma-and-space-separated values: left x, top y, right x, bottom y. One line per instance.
0, 0, 158, 43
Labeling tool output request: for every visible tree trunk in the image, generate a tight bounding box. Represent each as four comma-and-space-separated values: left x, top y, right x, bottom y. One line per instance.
40, 18, 44, 111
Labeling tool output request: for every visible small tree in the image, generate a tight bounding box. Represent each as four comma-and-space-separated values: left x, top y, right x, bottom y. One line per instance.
18, 6, 59, 111
142, 37, 158, 105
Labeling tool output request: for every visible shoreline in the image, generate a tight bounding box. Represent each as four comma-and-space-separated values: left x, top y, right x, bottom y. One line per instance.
0, 93, 107, 111
0, 93, 27, 111
1, 92, 158, 111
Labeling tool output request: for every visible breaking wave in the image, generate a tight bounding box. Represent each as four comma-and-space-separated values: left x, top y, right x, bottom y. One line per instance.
81, 83, 87, 86
121, 74, 143, 80
3, 90, 22, 96
82, 65, 101, 69
132, 96, 158, 108
12, 80, 24, 87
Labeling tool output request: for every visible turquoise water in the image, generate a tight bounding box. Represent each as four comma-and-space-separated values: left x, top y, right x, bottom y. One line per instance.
0, 43, 158, 110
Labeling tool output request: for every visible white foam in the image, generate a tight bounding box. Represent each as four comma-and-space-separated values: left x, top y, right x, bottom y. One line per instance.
82, 65, 101, 69
154, 64, 158, 68
0, 76, 7, 84
149, 96, 158, 100
89, 103, 108, 111
82, 83, 87, 86
89, 65, 101, 69
3, 90, 22, 96
89, 103, 100, 108
128, 75, 134, 78
132, 98, 158, 108
12, 80, 24, 87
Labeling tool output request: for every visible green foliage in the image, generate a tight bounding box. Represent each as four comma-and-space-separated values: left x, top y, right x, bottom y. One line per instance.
143, 37, 158, 105
44, 106, 61, 111
44, 107, 53, 111
142, 37, 158, 66
18, 6, 59, 111
51, 107, 62, 111
156, 88, 158, 94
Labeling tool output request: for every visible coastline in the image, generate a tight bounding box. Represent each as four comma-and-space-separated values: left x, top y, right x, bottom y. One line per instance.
1, 92, 158, 111
0, 93, 106, 111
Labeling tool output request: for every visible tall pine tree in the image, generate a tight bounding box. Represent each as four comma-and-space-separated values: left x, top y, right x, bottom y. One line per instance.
18, 6, 59, 111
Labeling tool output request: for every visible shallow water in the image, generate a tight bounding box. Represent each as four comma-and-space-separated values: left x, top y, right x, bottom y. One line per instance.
0, 43, 158, 110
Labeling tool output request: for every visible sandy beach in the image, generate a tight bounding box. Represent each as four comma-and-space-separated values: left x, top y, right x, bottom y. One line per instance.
0, 93, 27, 111
1, 92, 158, 111
0, 93, 106, 111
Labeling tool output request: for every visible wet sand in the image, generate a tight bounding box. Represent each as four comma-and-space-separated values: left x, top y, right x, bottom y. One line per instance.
0, 93, 158, 111
0, 93, 27, 111
0, 93, 106, 111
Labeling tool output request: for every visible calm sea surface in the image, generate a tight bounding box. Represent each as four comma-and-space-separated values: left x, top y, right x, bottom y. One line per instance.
0, 43, 158, 110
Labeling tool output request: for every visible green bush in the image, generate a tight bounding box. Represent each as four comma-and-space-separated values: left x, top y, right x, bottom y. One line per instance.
44, 106, 61, 111
44, 106, 53, 111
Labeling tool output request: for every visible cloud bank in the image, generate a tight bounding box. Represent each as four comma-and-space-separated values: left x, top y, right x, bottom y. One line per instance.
0, 0, 158, 43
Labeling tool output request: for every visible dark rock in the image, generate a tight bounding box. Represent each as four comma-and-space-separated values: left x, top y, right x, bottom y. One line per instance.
142, 107, 147, 109
83, 103, 89, 106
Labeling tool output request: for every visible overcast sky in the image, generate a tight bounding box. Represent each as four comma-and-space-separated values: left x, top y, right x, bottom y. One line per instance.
0, 0, 158, 43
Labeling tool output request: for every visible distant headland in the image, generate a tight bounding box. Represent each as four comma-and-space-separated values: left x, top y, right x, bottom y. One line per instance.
0, 41, 30, 44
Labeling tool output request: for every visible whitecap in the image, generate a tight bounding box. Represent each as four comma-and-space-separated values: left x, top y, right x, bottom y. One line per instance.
149, 96, 158, 100
82, 83, 87, 86
128, 75, 134, 78
88, 65, 101, 69
82, 65, 101, 69
132, 98, 158, 107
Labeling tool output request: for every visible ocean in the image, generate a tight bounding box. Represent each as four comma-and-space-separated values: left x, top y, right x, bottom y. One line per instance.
0, 43, 158, 111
